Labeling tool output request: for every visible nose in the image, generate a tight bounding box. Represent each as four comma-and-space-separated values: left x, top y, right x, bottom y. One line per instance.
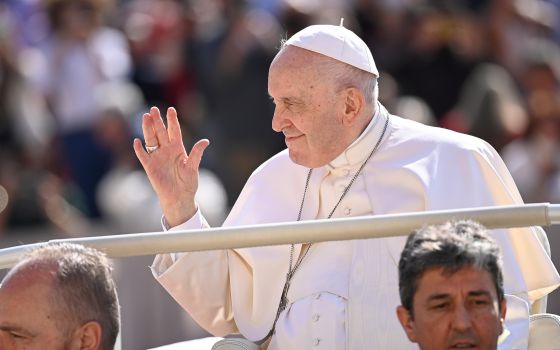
272, 106, 289, 132
452, 305, 473, 332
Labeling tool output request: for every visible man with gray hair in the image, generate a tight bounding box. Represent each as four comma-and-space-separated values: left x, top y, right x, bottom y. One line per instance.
397, 221, 507, 350
0, 243, 120, 350
135, 23, 558, 349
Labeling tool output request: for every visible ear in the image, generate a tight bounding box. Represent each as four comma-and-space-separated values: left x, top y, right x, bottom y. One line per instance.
341, 87, 364, 126
396, 305, 418, 343
73, 321, 102, 350
499, 299, 507, 332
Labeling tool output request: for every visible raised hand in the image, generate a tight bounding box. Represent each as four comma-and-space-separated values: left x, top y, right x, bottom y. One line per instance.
133, 107, 209, 227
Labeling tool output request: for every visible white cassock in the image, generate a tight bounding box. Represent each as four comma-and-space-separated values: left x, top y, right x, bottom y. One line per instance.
151, 104, 560, 350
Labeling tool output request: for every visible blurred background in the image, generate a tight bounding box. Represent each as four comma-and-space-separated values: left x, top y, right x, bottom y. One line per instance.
0, 0, 559, 348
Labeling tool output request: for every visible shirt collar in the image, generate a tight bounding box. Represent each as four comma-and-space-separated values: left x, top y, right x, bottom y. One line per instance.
327, 103, 387, 170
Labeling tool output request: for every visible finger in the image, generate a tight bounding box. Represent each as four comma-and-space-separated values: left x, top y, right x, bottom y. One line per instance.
151, 106, 170, 146
133, 138, 149, 168
167, 107, 183, 144
186, 139, 210, 170
141, 113, 158, 148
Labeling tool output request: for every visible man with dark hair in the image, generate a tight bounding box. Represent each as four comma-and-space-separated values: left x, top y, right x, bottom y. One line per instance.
397, 220, 507, 350
0, 243, 120, 350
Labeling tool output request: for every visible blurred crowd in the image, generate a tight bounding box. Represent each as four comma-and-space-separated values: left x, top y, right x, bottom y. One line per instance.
0, 1, 559, 348
0, 0, 559, 236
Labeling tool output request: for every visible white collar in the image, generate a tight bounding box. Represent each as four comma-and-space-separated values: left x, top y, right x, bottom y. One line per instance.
326, 103, 387, 170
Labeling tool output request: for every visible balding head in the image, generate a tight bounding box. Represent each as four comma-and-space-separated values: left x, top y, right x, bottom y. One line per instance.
2, 259, 57, 290
0, 243, 119, 350
0, 260, 70, 349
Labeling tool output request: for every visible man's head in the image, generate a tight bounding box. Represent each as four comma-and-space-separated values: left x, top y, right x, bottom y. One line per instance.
0, 243, 120, 350
268, 24, 379, 168
396, 220, 506, 350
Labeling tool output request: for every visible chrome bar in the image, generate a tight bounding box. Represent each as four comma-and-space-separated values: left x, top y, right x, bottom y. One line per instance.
547, 204, 560, 225
0, 203, 553, 269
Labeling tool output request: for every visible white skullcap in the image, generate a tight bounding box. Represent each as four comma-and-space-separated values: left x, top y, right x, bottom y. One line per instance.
284, 24, 379, 77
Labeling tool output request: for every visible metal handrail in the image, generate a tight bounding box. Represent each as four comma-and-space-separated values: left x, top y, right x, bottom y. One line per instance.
1, 203, 559, 269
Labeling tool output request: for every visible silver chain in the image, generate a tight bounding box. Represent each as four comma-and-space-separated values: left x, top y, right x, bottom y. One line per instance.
266, 115, 390, 339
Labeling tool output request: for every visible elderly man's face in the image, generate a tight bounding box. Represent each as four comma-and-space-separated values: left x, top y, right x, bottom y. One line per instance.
0, 269, 70, 349
268, 46, 349, 168
397, 266, 506, 350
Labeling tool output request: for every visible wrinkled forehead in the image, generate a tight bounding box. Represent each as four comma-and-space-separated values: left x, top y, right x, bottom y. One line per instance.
271, 45, 334, 73
269, 46, 340, 95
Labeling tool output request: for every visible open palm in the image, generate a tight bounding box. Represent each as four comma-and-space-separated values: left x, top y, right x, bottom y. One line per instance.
133, 107, 209, 227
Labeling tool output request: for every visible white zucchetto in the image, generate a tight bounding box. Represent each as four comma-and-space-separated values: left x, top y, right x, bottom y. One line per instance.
284, 24, 379, 77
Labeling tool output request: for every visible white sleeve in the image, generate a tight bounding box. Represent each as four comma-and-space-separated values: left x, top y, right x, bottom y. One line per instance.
151, 208, 210, 277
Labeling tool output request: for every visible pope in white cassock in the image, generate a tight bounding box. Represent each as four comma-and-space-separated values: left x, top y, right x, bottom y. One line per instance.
133, 24, 560, 349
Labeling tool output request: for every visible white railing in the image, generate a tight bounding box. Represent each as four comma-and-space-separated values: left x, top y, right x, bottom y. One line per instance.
1, 203, 559, 270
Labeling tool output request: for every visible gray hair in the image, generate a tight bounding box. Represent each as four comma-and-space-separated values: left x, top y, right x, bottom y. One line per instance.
316, 57, 378, 107
18, 243, 120, 350
278, 41, 378, 107
398, 220, 504, 318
